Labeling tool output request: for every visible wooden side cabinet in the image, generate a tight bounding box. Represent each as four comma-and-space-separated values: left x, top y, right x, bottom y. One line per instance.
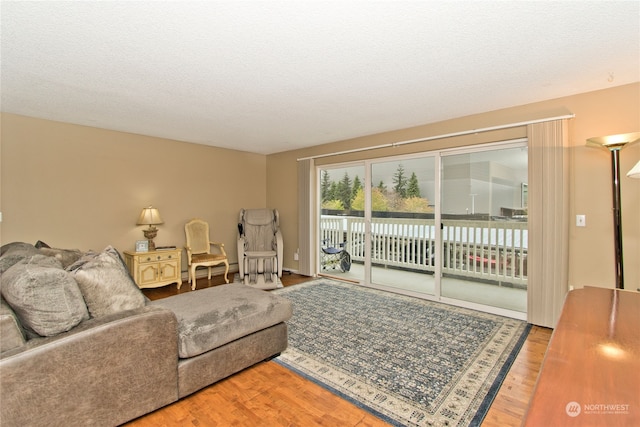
123, 249, 182, 289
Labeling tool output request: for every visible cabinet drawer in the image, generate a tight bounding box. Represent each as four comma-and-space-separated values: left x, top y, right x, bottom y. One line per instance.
138, 251, 179, 263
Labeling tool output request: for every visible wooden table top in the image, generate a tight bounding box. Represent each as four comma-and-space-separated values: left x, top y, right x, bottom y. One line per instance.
522, 287, 640, 427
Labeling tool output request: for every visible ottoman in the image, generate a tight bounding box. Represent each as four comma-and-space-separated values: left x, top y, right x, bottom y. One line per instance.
150, 283, 292, 397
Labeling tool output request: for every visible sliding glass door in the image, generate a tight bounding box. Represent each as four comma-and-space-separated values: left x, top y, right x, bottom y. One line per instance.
318, 164, 365, 283
370, 156, 436, 295
316, 140, 528, 318
440, 144, 528, 313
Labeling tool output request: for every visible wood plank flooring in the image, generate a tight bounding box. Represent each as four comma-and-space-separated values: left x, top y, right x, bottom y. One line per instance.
126, 273, 551, 427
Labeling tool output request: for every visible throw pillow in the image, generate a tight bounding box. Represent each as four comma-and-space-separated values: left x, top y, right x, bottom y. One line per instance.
38, 247, 84, 269
0, 242, 39, 274
0, 255, 90, 337
69, 246, 145, 318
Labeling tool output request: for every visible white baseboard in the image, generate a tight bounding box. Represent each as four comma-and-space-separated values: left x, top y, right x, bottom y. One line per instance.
182, 263, 301, 281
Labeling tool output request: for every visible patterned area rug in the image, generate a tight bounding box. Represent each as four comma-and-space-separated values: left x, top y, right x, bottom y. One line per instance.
274, 279, 530, 427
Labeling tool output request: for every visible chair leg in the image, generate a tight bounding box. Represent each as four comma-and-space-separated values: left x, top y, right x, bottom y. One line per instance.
191, 266, 197, 291
223, 261, 229, 283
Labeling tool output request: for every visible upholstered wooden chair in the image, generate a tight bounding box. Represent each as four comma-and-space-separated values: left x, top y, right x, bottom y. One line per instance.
183, 218, 229, 290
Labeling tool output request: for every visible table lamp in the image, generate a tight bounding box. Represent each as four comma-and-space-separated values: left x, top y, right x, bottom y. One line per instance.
137, 206, 164, 251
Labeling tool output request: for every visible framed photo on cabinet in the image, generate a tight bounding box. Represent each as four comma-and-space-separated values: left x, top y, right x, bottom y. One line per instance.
135, 240, 149, 252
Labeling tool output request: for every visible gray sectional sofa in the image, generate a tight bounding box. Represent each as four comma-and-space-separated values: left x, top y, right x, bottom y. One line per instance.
0, 242, 292, 427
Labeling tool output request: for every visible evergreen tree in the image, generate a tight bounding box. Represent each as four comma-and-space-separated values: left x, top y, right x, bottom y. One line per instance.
336, 172, 352, 209
320, 170, 332, 202
329, 181, 339, 202
352, 175, 362, 203
392, 164, 408, 198
377, 180, 387, 193
407, 172, 421, 198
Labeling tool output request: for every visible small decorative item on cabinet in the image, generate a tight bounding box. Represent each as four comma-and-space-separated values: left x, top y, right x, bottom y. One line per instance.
135, 240, 149, 252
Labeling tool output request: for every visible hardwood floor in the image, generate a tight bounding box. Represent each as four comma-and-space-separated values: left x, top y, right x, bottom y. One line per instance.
127, 273, 551, 427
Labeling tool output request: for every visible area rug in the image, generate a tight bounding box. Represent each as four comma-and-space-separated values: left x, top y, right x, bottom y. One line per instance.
273, 279, 530, 427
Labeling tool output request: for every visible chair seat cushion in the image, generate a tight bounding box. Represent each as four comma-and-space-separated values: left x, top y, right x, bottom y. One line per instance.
244, 250, 276, 258
150, 283, 292, 358
191, 253, 226, 263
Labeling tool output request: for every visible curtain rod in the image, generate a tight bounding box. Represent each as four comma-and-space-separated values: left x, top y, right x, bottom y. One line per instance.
297, 113, 575, 161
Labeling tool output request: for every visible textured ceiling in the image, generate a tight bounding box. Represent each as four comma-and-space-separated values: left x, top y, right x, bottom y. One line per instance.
1, 1, 639, 155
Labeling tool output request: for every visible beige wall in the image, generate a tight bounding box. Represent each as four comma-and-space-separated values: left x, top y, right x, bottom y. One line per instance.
0, 113, 267, 274
267, 83, 640, 289
2, 83, 638, 287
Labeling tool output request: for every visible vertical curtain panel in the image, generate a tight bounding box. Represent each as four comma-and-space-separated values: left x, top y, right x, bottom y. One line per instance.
297, 158, 314, 276
527, 119, 570, 328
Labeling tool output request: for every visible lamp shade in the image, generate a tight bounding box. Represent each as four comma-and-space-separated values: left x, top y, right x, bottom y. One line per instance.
137, 207, 164, 225
628, 160, 640, 179
586, 132, 640, 150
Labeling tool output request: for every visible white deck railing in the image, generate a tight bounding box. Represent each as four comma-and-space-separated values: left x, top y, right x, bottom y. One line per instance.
320, 215, 528, 287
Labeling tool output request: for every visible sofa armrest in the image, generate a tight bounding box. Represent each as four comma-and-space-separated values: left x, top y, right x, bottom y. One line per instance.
0, 305, 179, 427
0, 299, 26, 353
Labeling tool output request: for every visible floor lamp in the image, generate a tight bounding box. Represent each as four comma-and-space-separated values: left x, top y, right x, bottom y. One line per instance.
587, 132, 640, 290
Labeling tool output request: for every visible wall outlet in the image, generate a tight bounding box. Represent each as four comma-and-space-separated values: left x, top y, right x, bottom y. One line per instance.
294, 249, 299, 261
576, 214, 586, 227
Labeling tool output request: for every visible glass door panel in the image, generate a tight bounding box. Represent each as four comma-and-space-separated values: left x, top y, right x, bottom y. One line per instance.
440, 145, 528, 312
318, 164, 365, 283
370, 157, 436, 295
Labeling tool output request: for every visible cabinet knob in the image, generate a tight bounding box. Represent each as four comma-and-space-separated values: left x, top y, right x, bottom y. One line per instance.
168, 255, 172, 259
146, 257, 151, 261
157, 256, 161, 260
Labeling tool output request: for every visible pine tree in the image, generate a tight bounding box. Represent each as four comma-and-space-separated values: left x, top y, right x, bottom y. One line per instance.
329, 182, 339, 202
351, 175, 362, 202
407, 172, 421, 198
336, 172, 352, 209
320, 170, 331, 202
392, 164, 408, 198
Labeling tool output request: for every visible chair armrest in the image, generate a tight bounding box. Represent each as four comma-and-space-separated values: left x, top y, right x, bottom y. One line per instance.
209, 241, 227, 257
237, 236, 246, 276
0, 306, 179, 427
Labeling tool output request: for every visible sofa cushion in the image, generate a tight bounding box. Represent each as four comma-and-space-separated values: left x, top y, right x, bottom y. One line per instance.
68, 246, 145, 318
0, 298, 26, 352
0, 256, 89, 337
150, 283, 293, 358
0, 242, 39, 274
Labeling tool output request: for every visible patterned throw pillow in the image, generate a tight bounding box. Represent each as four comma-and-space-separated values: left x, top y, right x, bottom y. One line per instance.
68, 246, 145, 318
0, 255, 89, 337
